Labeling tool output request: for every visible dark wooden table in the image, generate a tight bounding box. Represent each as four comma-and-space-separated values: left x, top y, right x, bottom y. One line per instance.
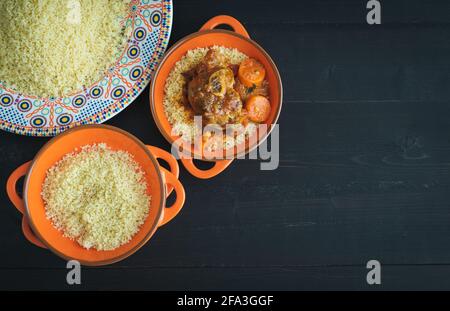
2, 0, 450, 290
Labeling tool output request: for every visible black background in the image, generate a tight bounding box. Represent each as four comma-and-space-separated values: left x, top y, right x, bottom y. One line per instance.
2, 0, 450, 290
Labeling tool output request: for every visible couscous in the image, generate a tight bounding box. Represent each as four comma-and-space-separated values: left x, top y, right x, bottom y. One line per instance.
0, 0, 131, 98
41, 143, 150, 251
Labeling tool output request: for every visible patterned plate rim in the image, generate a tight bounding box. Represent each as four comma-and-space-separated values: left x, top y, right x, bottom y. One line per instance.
0, 0, 173, 137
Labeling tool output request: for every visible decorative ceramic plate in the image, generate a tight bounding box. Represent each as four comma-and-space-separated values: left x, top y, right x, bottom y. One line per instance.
0, 0, 172, 137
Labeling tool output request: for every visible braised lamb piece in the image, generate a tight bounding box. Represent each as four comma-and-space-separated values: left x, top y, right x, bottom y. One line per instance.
184, 50, 244, 126
182, 49, 271, 127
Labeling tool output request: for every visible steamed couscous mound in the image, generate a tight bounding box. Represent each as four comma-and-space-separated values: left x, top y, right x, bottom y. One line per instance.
0, 0, 131, 98
42, 143, 150, 251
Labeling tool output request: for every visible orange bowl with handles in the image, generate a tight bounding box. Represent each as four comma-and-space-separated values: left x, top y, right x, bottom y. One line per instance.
6, 124, 185, 266
150, 15, 283, 179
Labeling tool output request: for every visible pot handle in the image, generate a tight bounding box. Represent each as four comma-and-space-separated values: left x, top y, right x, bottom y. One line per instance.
158, 168, 185, 227
6, 161, 31, 214
22, 218, 47, 249
7, 162, 47, 249
180, 158, 233, 179
200, 15, 250, 39
146, 145, 179, 196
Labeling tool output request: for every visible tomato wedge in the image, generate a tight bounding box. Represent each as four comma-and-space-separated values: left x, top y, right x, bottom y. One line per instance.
245, 95, 271, 123
238, 58, 266, 87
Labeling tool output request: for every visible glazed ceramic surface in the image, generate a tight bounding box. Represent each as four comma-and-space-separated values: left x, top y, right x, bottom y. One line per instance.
6, 125, 185, 265
0, 0, 172, 136
150, 15, 283, 179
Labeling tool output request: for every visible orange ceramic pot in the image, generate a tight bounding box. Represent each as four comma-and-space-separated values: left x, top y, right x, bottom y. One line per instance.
150, 15, 283, 179
6, 125, 185, 266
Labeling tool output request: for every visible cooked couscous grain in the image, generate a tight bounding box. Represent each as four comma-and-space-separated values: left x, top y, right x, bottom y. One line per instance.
42, 143, 150, 251
0, 0, 131, 98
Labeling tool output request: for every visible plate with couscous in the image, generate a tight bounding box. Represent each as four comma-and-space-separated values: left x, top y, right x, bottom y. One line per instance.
0, 0, 172, 136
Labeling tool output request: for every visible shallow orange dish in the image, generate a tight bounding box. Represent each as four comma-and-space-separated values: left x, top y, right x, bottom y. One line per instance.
6, 124, 185, 266
150, 15, 283, 179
